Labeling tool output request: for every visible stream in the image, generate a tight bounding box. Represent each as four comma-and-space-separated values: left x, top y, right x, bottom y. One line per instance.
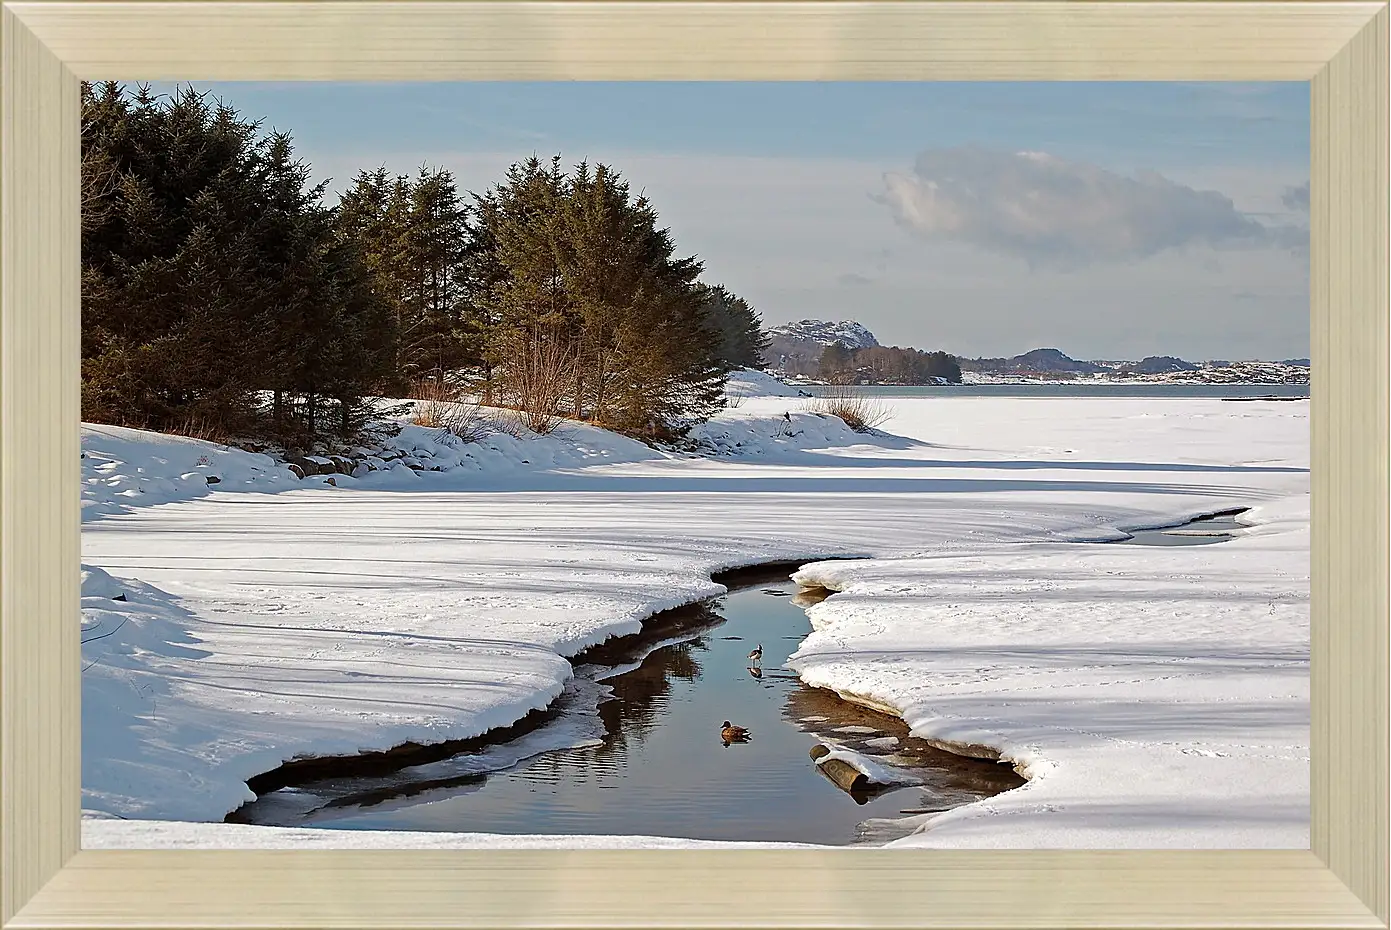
231, 571, 1024, 845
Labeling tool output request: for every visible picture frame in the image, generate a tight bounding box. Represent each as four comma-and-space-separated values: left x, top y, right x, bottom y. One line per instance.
2, 1, 1385, 926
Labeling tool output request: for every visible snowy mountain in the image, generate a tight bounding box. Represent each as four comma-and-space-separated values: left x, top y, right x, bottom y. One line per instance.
766, 320, 881, 376
766, 319, 880, 352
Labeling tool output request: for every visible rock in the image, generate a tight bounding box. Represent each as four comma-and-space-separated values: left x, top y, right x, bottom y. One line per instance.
113, 593, 127, 602
287, 463, 306, 479
325, 477, 337, 487
205, 475, 221, 485
303, 455, 337, 475
327, 454, 353, 474
352, 463, 372, 479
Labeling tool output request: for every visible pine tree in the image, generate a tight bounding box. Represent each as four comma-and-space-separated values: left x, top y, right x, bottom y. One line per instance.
460, 155, 734, 438
695, 283, 768, 370
81, 82, 396, 444
400, 166, 469, 378
819, 342, 853, 382
336, 166, 414, 390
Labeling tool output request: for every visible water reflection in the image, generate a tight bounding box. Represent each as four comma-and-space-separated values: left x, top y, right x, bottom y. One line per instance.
233, 574, 1023, 844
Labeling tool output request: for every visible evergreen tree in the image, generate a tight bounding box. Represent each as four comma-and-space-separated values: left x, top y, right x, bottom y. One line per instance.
335, 166, 415, 388
82, 82, 271, 432
695, 283, 768, 370
401, 166, 469, 377
819, 342, 853, 382
81, 82, 395, 444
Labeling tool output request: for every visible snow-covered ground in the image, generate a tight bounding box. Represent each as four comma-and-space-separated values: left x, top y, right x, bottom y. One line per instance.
80, 374, 1309, 848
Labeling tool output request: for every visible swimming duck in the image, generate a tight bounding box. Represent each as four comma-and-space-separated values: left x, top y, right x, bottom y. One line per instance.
721, 721, 751, 743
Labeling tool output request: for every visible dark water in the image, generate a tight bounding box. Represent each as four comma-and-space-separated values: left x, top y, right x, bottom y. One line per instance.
1115, 510, 1249, 547
801, 383, 1309, 400
235, 579, 1023, 845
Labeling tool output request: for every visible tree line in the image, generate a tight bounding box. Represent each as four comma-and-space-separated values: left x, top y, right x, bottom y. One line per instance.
80, 83, 768, 447
818, 343, 962, 385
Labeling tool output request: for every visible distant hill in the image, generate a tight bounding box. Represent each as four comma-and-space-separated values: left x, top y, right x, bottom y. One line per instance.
958, 348, 1105, 375
1012, 348, 1107, 374
765, 323, 1309, 386
959, 347, 1308, 385
766, 320, 880, 376
1123, 356, 1200, 375
767, 319, 879, 353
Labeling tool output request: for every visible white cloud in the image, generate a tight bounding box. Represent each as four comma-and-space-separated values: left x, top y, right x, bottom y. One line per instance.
878, 147, 1303, 269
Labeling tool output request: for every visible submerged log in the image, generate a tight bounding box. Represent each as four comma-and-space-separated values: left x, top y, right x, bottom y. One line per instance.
810, 743, 868, 793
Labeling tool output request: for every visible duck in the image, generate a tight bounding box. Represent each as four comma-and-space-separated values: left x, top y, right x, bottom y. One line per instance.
747, 643, 763, 666
720, 721, 751, 743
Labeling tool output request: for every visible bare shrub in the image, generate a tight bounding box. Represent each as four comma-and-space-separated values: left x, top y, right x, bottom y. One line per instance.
408, 371, 491, 443
438, 402, 491, 445
495, 331, 577, 436
408, 373, 460, 427
813, 386, 892, 433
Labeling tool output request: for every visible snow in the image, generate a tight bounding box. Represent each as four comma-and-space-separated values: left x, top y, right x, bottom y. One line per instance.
81, 423, 299, 518
80, 378, 1309, 849
723, 369, 810, 399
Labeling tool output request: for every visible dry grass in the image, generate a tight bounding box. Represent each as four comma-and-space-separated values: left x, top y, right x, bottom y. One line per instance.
813, 386, 892, 433
167, 414, 234, 446
408, 372, 490, 443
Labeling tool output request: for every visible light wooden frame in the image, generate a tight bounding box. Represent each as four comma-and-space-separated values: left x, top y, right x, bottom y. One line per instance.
2, 1, 1386, 926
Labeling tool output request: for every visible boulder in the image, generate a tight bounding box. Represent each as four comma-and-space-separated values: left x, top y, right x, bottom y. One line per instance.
286, 456, 319, 477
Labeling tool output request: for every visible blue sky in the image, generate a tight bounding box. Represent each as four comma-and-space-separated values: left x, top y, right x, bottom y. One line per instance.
150, 81, 1310, 360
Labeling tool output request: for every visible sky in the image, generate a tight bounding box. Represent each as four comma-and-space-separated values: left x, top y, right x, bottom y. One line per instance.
147, 81, 1310, 361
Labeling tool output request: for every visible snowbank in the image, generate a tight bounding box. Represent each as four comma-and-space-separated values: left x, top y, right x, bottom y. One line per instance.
82, 423, 298, 519
723, 369, 810, 399
81, 394, 1309, 847
789, 502, 1309, 848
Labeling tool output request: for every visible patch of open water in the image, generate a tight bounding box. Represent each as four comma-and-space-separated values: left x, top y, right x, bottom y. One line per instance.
1115, 509, 1250, 546
232, 572, 1023, 845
